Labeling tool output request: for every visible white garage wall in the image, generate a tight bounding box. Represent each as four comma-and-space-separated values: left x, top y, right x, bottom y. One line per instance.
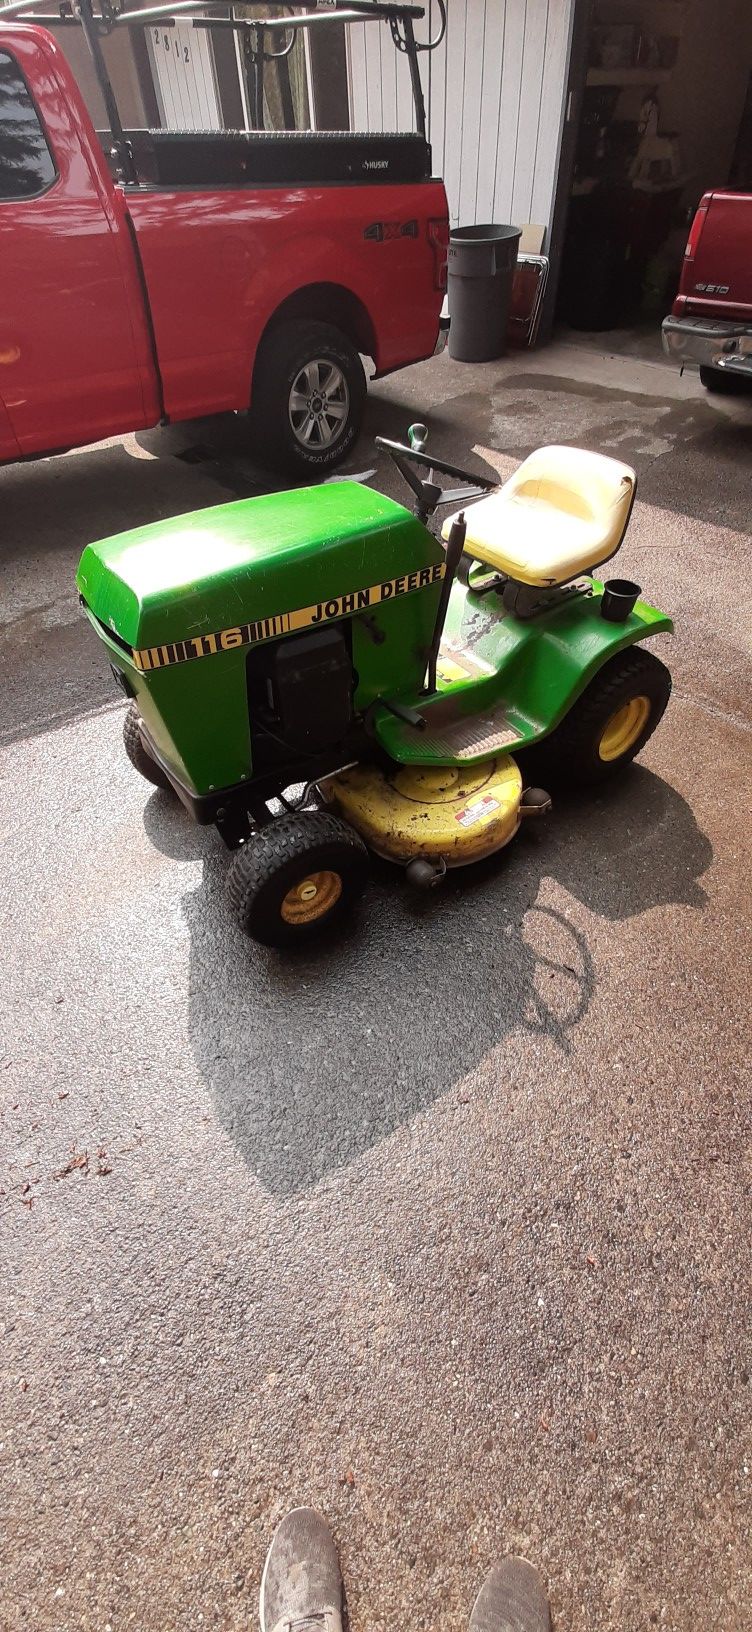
348, 0, 575, 243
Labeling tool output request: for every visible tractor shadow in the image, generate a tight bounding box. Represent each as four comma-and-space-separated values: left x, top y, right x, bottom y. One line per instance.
143, 765, 711, 1201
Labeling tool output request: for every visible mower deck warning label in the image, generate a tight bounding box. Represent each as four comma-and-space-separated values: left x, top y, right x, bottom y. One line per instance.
131, 563, 445, 672
455, 795, 501, 828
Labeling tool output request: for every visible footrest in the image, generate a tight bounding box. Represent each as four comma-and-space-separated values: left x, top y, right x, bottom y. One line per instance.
375, 694, 524, 764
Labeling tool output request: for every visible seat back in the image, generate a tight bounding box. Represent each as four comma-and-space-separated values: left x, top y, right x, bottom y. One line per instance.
442, 444, 636, 588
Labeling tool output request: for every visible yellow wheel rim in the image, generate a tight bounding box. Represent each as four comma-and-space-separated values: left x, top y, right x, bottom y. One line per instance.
599, 694, 651, 761
280, 869, 343, 925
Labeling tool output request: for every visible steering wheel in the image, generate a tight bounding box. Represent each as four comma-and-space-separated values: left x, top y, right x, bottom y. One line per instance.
375, 425, 497, 508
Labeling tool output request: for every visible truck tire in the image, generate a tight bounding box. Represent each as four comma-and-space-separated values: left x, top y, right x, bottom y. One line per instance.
251, 319, 366, 474
122, 702, 172, 791
699, 365, 752, 396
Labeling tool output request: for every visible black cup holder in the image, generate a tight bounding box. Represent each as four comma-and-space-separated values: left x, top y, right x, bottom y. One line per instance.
600, 578, 640, 623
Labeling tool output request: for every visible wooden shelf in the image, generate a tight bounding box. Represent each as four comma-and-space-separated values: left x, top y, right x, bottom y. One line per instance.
587, 66, 672, 86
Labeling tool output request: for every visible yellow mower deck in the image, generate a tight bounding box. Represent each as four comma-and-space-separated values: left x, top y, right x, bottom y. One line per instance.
321, 757, 523, 867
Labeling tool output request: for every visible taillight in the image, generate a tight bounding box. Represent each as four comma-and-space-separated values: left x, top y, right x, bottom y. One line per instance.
685, 194, 711, 261
428, 217, 449, 290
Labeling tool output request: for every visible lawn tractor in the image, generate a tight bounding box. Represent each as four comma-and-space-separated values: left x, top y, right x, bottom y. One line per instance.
77, 427, 673, 946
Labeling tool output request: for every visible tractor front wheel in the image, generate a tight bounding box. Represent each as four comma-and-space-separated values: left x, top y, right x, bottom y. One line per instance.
123, 702, 172, 791
227, 810, 368, 947
518, 648, 672, 788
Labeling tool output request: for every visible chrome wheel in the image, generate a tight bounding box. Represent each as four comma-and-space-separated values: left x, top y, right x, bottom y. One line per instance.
288, 358, 350, 450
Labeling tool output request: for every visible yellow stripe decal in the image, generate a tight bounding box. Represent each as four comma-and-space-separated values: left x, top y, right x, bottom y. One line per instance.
131, 563, 445, 671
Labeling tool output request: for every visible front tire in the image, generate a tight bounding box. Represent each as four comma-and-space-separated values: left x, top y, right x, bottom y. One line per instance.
122, 702, 172, 790
251, 319, 366, 474
226, 810, 368, 946
517, 648, 672, 788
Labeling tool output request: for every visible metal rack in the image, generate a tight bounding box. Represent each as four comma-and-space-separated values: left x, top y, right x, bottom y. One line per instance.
1, 0, 446, 185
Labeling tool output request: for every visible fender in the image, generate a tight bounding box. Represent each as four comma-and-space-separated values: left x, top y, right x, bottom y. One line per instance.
372, 586, 673, 766
244, 218, 433, 382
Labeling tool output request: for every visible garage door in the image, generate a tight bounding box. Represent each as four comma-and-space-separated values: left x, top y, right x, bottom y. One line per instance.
348, 0, 575, 240
147, 17, 221, 130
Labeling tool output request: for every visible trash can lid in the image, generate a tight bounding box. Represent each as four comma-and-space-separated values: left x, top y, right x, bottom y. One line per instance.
449, 223, 521, 245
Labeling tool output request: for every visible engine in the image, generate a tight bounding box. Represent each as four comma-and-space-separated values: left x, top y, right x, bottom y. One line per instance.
246, 624, 355, 766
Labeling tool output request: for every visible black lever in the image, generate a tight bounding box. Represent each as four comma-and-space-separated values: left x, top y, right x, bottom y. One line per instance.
425, 513, 467, 695
357, 611, 386, 645
379, 698, 427, 730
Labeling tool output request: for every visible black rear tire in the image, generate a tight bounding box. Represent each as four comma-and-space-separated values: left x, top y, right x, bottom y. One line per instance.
516, 648, 672, 788
699, 365, 752, 396
227, 810, 368, 946
123, 702, 172, 790
251, 319, 366, 474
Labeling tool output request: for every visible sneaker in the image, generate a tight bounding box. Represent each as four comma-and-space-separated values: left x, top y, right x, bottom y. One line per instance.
469, 1558, 551, 1632
260, 1508, 343, 1632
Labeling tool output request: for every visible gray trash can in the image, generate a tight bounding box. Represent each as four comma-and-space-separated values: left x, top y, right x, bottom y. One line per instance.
448, 224, 521, 362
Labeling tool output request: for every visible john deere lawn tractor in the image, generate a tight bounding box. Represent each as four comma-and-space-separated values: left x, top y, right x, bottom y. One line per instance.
77, 426, 672, 946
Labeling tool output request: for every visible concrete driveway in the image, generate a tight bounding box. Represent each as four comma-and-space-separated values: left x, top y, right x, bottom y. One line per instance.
2, 338, 751, 1632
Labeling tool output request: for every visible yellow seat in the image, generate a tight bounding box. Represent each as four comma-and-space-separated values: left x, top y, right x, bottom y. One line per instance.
442, 445, 636, 587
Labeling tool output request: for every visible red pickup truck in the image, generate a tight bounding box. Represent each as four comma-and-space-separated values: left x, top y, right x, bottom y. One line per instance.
0, 11, 448, 472
662, 190, 752, 393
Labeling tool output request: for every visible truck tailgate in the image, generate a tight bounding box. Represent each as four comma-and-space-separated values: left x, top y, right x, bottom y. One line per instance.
681, 190, 752, 322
